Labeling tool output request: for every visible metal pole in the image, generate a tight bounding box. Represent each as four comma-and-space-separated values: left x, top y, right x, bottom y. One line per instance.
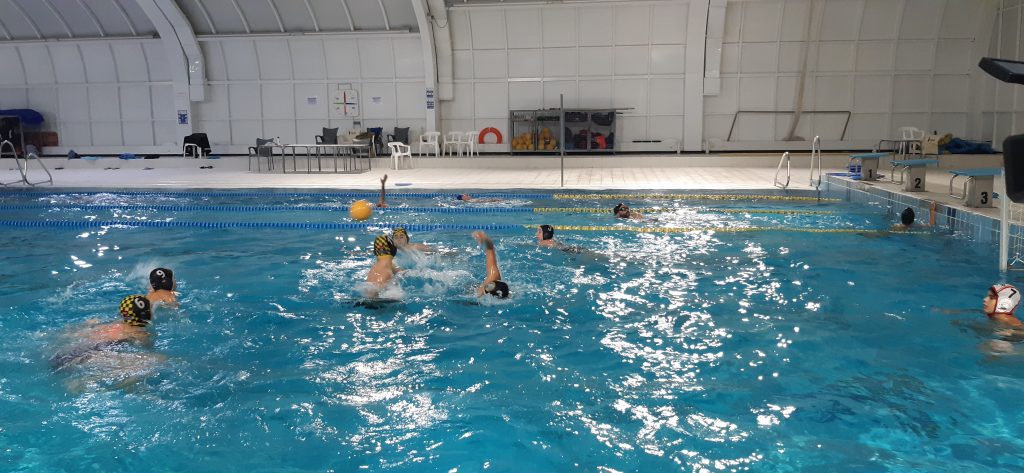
560, 94, 564, 187
1001, 172, 1010, 272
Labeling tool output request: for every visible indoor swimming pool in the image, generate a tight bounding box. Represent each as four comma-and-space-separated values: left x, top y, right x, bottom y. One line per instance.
0, 189, 1020, 472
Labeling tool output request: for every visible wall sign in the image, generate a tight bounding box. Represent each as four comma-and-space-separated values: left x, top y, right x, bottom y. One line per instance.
426, 87, 435, 110
177, 110, 188, 125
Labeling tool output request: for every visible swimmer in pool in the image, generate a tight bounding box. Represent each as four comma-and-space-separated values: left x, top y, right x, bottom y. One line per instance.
456, 194, 505, 204
392, 227, 436, 253
473, 230, 509, 299
377, 174, 388, 208
613, 203, 643, 220
50, 295, 155, 371
981, 284, 1024, 354
536, 224, 584, 254
891, 207, 918, 231
365, 234, 400, 297
146, 267, 179, 307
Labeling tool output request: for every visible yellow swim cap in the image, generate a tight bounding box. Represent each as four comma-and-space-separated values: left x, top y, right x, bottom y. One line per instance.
373, 235, 397, 258
119, 295, 152, 327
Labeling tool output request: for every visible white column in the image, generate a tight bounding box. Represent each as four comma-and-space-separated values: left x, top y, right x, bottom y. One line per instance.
684, 0, 712, 152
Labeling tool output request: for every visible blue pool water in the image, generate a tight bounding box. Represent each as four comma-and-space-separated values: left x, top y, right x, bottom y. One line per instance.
0, 189, 1022, 472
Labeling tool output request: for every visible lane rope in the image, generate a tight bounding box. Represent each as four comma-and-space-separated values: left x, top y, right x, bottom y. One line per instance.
0, 190, 549, 199
553, 193, 839, 201
0, 204, 836, 215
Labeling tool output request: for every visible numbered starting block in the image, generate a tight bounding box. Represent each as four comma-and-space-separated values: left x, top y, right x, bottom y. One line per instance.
890, 158, 938, 192
949, 167, 1002, 208
848, 153, 888, 181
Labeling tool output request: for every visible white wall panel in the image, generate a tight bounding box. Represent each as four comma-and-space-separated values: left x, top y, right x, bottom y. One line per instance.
612, 79, 647, 114
361, 83, 396, 119
900, 0, 944, 40
813, 76, 852, 110
195, 84, 228, 120
720, 44, 740, 74
151, 86, 174, 121
578, 80, 612, 108
855, 42, 895, 71
649, 78, 685, 115
816, 42, 855, 72
474, 50, 507, 79
294, 83, 327, 119
470, 10, 506, 50
931, 76, 968, 113
614, 46, 648, 76
445, 83, 474, 119
396, 82, 424, 119
650, 45, 685, 75
578, 7, 614, 47
741, 2, 782, 42
474, 82, 508, 119
50, 45, 86, 84
262, 120, 296, 143
393, 38, 424, 79
738, 77, 774, 110
892, 75, 931, 113
820, 0, 863, 41
780, 0, 812, 42
543, 80, 577, 108
508, 49, 542, 78
120, 86, 154, 120
930, 113, 966, 137
261, 83, 295, 119
0, 47, 25, 85
81, 44, 118, 83
27, 88, 56, 124
358, 39, 395, 78
861, 0, 901, 40
933, 39, 971, 75
651, 4, 687, 44
647, 115, 683, 141
705, 77, 739, 114
450, 10, 472, 50
579, 47, 613, 76
723, 2, 742, 43
940, 0, 983, 39
508, 81, 542, 110
740, 43, 778, 73
91, 121, 122, 146
256, 40, 294, 80
852, 76, 892, 113
18, 45, 54, 84
142, 43, 170, 82
111, 43, 150, 83
122, 121, 154, 146
542, 8, 576, 48
614, 5, 650, 45
505, 9, 542, 49
58, 87, 90, 121
222, 41, 261, 80
231, 120, 263, 144
848, 114, 889, 141
894, 41, 936, 71
545, 48, 579, 77
61, 123, 92, 146
0, 89, 28, 108
229, 84, 262, 119
324, 39, 361, 79
290, 40, 327, 80
453, 50, 474, 80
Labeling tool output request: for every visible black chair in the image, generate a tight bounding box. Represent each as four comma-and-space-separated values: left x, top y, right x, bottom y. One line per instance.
387, 127, 410, 145
367, 127, 385, 157
183, 133, 210, 158
316, 127, 338, 145
248, 138, 275, 172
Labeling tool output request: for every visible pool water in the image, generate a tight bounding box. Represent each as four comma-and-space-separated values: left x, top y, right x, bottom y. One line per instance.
0, 189, 1022, 472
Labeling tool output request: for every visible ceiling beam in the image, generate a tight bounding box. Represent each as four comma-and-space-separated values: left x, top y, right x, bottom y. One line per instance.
303, 0, 320, 32
192, 0, 217, 34
229, 0, 252, 34
41, 0, 74, 38
76, 0, 107, 37
379, 0, 391, 30
339, 0, 355, 31
0, 12, 14, 40
8, 0, 43, 39
111, 0, 139, 36
266, 0, 285, 33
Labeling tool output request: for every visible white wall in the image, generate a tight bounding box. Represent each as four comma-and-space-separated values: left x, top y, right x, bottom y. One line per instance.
984, 0, 1024, 150
0, 39, 176, 152
195, 33, 427, 153
707, 0, 985, 150
446, 1, 689, 152
0, 33, 428, 154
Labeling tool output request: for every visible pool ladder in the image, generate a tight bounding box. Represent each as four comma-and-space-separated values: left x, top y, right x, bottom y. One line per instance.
1, 140, 53, 186
773, 152, 791, 189
773, 135, 821, 190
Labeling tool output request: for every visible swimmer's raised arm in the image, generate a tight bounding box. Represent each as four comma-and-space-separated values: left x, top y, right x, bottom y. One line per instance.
473, 231, 502, 296
377, 174, 388, 208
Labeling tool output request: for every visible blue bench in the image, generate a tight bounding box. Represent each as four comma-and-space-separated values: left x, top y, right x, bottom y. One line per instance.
890, 158, 939, 192
849, 153, 889, 181
949, 167, 1001, 208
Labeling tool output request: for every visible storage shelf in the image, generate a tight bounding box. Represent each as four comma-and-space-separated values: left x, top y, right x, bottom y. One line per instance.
509, 108, 616, 154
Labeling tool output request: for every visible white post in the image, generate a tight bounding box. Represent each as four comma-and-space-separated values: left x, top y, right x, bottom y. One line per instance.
1001, 173, 1010, 272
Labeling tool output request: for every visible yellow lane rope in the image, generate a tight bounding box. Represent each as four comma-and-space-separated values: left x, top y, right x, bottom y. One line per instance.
531, 207, 836, 215
524, 224, 912, 234
552, 193, 841, 202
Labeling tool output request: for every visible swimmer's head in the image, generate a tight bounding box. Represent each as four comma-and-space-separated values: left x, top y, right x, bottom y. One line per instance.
987, 284, 1021, 315
149, 267, 174, 291
456, 194, 469, 201
392, 227, 409, 246
119, 295, 152, 326
538, 225, 554, 241
373, 234, 397, 258
485, 280, 510, 299
900, 207, 915, 226
613, 203, 630, 218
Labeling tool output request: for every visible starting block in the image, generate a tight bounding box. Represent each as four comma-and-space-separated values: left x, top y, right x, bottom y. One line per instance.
848, 153, 888, 181
890, 158, 939, 192
949, 167, 1002, 208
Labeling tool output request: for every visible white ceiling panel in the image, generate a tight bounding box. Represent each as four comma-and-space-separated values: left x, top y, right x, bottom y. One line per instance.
195, 0, 251, 34
309, 0, 353, 31
83, 0, 144, 36
347, 0, 387, 31
18, 44, 55, 84
272, 0, 317, 32
118, 0, 157, 34
382, 0, 418, 31
16, 0, 71, 38
236, 0, 283, 32
178, 0, 216, 35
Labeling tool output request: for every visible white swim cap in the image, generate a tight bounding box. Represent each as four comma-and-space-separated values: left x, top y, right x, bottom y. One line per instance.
990, 284, 1021, 314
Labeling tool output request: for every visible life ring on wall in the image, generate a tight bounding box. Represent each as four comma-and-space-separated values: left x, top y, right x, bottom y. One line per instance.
479, 127, 503, 144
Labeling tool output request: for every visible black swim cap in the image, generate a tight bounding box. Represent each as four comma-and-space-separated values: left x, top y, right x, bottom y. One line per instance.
900, 207, 915, 226
485, 280, 510, 299
150, 268, 174, 291
540, 225, 554, 240
119, 295, 152, 326
613, 203, 626, 214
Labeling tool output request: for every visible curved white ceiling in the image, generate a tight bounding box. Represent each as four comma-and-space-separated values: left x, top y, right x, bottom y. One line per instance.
0, 0, 418, 41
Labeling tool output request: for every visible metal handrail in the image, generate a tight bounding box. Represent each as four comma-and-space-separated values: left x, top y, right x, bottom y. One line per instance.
774, 151, 791, 189
1, 140, 52, 186
727, 111, 852, 141
809, 135, 821, 189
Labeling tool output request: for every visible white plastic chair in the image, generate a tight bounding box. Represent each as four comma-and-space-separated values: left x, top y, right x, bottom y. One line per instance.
461, 131, 480, 156
443, 131, 463, 156
898, 126, 925, 158
418, 131, 440, 157
388, 142, 412, 169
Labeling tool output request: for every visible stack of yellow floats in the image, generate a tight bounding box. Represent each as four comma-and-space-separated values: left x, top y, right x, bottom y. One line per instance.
511, 128, 558, 151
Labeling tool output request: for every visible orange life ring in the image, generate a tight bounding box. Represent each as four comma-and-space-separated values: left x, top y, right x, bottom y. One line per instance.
479, 127, 503, 144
